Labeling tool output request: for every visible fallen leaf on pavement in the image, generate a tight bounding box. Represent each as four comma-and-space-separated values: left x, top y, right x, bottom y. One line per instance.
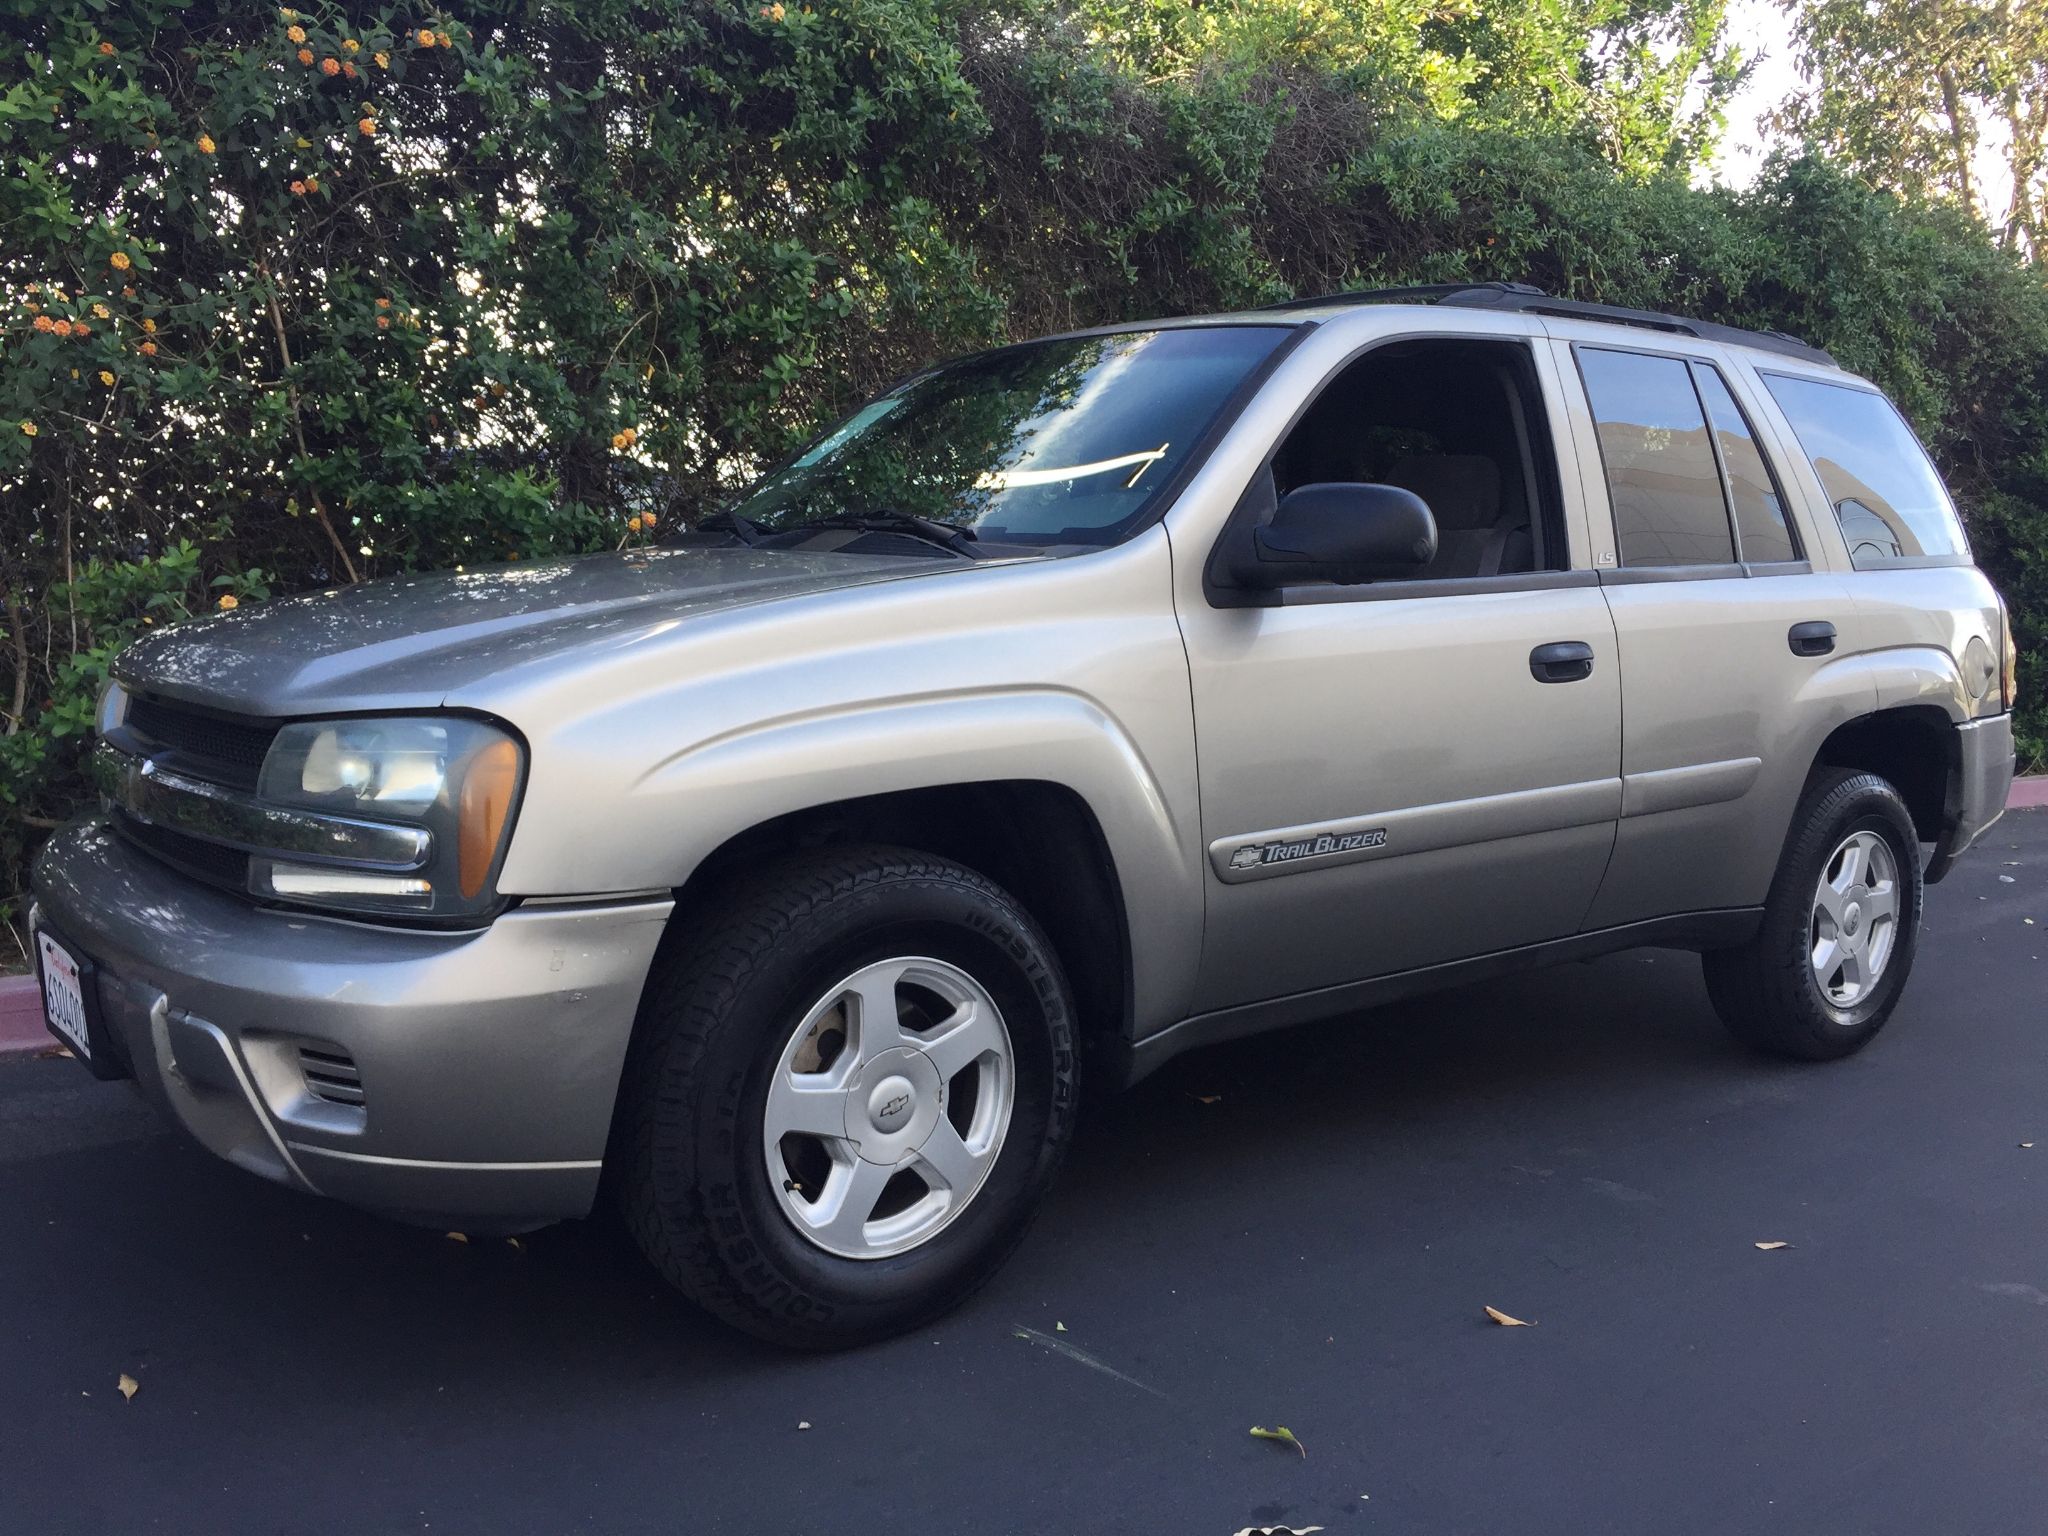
505, 1236, 524, 1251
1190, 1093, 1222, 1105
1250, 1425, 1306, 1457
1484, 1305, 1535, 1327
117, 1374, 138, 1401
797, 1421, 811, 1431
445, 1232, 468, 1244
2022, 1143, 2035, 1149
1755, 1241, 1792, 1251
1232, 1526, 1324, 1535
1055, 1321, 1067, 1332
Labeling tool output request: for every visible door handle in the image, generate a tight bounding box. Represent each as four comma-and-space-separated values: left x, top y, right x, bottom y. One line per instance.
1788, 620, 1837, 657
1529, 641, 1596, 684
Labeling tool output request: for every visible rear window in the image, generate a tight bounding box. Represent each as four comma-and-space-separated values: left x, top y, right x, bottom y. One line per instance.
1761, 375, 1969, 568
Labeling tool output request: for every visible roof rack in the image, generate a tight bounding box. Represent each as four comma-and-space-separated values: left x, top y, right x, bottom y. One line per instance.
1259, 281, 1835, 366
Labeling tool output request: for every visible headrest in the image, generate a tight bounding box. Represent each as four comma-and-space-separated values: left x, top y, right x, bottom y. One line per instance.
1384, 455, 1501, 530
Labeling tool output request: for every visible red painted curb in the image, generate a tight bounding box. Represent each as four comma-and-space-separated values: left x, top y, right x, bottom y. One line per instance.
0, 974, 55, 1059
2011, 776, 2048, 810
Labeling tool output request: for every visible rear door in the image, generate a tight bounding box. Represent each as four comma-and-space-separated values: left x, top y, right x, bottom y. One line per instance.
1544, 329, 1862, 926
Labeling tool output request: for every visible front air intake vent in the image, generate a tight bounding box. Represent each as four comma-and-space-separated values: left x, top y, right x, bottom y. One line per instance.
298, 1046, 365, 1108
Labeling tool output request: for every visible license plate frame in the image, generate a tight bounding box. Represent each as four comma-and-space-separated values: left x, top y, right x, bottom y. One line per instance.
32, 924, 125, 1079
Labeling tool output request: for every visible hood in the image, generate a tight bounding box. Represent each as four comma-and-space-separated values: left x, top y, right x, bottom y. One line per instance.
115, 546, 961, 717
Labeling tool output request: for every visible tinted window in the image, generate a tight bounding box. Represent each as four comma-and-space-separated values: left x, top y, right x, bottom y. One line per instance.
1762, 374, 1969, 567
1693, 366, 1797, 563
727, 326, 1290, 547
1578, 349, 1735, 566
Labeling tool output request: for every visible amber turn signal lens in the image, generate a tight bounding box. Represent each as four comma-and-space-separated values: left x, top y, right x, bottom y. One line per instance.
457, 737, 521, 899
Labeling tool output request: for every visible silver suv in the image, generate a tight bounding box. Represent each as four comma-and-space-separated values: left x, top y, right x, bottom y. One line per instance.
32, 283, 2017, 1346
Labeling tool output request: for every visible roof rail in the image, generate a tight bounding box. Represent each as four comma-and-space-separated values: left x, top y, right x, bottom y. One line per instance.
1259, 281, 1835, 366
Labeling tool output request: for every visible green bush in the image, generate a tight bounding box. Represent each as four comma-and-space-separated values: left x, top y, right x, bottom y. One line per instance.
3, 1, 2044, 957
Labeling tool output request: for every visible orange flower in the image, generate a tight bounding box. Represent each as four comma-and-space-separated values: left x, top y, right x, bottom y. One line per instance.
437, 31, 453, 46
358, 116, 377, 136
72, 321, 91, 336
373, 51, 389, 68
286, 23, 306, 43
297, 47, 314, 65
19, 421, 36, 437
291, 179, 308, 195
109, 251, 132, 270
142, 317, 156, 333
98, 370, 115, 387
32, 314, 54, 333
139, 341, 157, 356
416, 27, 435, 45
304, 175, 319, 192
51, 318, 74, 337
196, 134, 216, 155
98, 41, 114, 55
217, 594, 239, 611
321, 56, 340, 75
342, 61, 356, 78
375, 296, 392, 308
641, 511, 659, 527
376, 314, 390, 329
122, 286, 136, 298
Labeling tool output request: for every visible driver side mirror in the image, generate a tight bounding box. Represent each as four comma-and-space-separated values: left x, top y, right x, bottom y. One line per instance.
1239, 482, 1439, 588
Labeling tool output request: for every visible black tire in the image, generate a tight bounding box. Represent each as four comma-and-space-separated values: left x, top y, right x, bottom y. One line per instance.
1703, 769, 1924, 1061
613, 845, 1078, 1348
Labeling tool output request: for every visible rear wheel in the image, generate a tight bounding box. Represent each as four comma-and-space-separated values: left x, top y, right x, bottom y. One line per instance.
1703, 769, 1924, 1061
615, 847, 1077, 1348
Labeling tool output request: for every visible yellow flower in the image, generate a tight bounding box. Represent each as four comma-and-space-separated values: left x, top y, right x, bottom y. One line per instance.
92, 302, 110, 319
19, 420, 36, 437
109, 251, 132, 270
343, 38, 361, 53
437, 30, 453, 46
196, 134, 216, 155
760, 2, 786, 18
142, 317, 156, 333
217, 594, 239, 611
416, 27, 435, 46
286, 23, 306, 43
627, 515, 644, 533
373, 50, 389, 68
98, 370, 115, 386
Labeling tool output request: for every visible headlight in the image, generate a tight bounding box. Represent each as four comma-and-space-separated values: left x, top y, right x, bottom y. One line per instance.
249, 715, 525, 919
96, 680, 129, 737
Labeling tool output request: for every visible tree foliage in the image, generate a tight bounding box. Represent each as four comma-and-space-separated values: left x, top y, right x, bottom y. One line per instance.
3, 0, 2045, 951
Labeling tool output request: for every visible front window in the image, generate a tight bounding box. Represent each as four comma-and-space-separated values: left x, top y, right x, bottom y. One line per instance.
719, 326, 1291, 551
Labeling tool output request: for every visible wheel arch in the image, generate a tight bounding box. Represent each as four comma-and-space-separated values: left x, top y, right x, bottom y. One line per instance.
1808, 703, 1958, 845
665, 780, 1137, 1063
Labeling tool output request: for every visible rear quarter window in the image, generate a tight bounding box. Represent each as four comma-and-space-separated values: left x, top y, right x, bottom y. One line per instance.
1761, 374, 1970, 568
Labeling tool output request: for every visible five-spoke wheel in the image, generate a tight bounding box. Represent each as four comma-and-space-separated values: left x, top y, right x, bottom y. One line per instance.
764, 957, 1013, 1259
1809, 829, 1900, 1006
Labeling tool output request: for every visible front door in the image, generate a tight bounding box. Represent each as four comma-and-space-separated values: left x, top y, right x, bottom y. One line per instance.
1177, 334, 1623, 1016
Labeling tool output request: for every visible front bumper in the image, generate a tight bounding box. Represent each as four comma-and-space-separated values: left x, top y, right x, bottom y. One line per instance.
1926, 713, 2017, 884
31, 820, 671, 1225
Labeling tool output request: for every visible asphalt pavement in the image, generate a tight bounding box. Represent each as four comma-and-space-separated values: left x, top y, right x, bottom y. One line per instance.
4, 810, 2046, 1536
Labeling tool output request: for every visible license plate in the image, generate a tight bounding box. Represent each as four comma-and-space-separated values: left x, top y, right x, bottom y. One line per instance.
35, 930, 92, 1060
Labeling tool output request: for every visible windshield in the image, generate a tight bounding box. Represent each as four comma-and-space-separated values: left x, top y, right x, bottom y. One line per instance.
720, 326, 1291, 548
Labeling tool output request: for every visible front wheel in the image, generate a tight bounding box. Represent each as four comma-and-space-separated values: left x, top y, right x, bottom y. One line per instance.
1703, 769, 1924, 1061
614, 847, 1077, 1348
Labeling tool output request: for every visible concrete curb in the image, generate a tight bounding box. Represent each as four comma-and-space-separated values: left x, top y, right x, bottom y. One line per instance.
3, 775, 2046, 1060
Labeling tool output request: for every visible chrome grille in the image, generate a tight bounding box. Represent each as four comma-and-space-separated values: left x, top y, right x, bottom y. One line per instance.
123, 696, 278, 790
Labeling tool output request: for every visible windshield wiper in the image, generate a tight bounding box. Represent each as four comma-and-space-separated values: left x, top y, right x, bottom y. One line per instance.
780, 509, 980, 558
693, 510, 764, 545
